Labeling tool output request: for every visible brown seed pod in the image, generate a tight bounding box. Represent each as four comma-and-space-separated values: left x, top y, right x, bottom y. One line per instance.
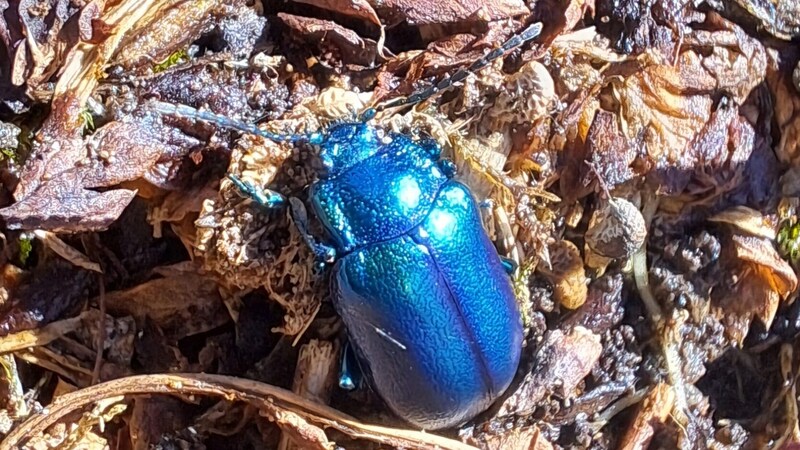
585, 196, 647, 260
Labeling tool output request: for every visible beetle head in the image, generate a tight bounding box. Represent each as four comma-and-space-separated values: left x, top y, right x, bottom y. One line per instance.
311, 122, 381, 178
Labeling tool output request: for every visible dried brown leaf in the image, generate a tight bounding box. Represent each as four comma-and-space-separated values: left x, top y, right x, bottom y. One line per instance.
372, 0, 528, 27
612, 16, 767, 196
714, 229, 798, 343
708, 0, 800, 40
1, 100, 201, 232
618, 383, 675, 450
14, 0, 77, 90
80, 121, 170, 188
499, 327, 602, 416
683, 13, 767, 103
479, 425, 553, 450
538, 240, 588, 309
112, 0, 223, 70
0, 178, 137, 232
562, 110, 635, 200
731, 233, 797, 298
32, 230, 102, 273
279, 14, 378, 66
291, 0, 380, 26
103, 267, 227, 339
0, 312, 84, 353
12, 96, 85, 200
709, 205, 778, 240
767, 50, 800, 166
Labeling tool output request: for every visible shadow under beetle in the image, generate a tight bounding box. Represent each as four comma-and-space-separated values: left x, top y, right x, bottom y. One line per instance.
154, 22, 542, 430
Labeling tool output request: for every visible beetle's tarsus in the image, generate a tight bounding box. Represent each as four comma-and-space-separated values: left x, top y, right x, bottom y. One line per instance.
339, 341, 362, 391
500, 256, 517, 275
227, 174, 286, 209
288, 197, 338, 265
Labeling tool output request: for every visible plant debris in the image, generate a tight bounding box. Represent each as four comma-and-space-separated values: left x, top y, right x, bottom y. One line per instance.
1, 0, 799, 449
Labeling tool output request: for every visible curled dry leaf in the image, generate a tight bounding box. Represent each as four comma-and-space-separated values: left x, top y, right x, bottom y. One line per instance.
499, 327, 602, 417
289, 0, 380, 26
539, 240, 588, 309
111, 0, 224, 70
0, 101, 205, 231
103, 266, 228, 339
618, 382, 675, 450
8, 0, 79, 91
767, 49, 800, 166
611, 14, 767, 193
372, 0, 528, 27
707, 0, 800, 40
1, 0, 207, 232
709, 205, 778, 239
730, 233, 797, 298
562, 110, 636, 200
279, 13, 379, 66
712, 209, 798, 343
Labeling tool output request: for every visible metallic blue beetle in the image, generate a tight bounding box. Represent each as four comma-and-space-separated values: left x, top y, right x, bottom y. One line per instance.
154, 22, 542, 429
310, 122, 523, 429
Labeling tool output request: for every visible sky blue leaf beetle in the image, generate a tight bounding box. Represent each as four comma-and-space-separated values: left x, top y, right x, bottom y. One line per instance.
154, 22, 542, 430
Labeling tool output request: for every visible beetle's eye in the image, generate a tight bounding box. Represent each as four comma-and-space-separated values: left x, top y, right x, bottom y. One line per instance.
307, 131, 324, 145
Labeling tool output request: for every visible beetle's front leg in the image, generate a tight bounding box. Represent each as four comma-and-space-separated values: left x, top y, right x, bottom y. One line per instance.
228, 175, 337, 267
287, 197, 337, 267
228, 174, 286, 208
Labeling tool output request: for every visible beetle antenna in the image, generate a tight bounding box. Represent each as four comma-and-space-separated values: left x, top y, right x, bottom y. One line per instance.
360, 21, 543, 121
150, 100, 312, 143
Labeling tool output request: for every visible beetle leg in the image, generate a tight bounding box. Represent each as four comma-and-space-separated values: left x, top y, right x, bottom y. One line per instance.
418, 137, 442, 159
287, 197, 337, 265
338, 341, 363, 391
227, 174, 286, 209
478, 198, 495, 209
499, 256, 517, 275
229, 175, 337, 265
438, 158, 457, 179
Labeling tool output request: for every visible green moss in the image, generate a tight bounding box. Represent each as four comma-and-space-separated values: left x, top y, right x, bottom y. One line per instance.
79, 109, 95, 131
18, 236, 33, 265
0, 147, 18, 162
778, 219, 800, 269
153, 49, 189, 73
